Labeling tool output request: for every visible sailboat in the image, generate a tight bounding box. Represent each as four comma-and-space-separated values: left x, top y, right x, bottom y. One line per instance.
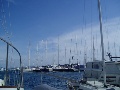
67, 0, 120, 90
0, 37, 24, 90
84, 36, 120, 86
23, 42, 32, 72
84, 54, 120, 86
33, 41, 53, 72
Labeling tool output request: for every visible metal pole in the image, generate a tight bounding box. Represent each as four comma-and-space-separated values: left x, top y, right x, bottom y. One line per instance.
5, 43, 9, 85
0, 37, 23, 87
98, 0, 106, 86
58, 37, 59, 65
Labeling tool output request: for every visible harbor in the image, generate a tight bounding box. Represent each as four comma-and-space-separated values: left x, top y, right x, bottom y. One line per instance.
0, 0, 120, 90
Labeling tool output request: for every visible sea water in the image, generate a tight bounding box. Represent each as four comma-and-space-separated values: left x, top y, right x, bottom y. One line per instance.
0, 71, 83, 90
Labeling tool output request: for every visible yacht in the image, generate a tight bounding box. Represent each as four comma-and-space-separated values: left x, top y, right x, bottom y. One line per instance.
0, 68, 5, 72
85, 60, 120, 86
67, 60, 120, 90
23, 67, 32, 72
67, 0, 120, 89
53, 64, 78, 72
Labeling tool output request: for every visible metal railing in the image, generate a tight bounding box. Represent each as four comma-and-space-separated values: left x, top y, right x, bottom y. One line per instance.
0, 37, 23, 87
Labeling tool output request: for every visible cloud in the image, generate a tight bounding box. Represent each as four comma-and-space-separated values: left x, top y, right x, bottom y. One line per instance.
1, 17, 120, 67
37, 17, 120, 65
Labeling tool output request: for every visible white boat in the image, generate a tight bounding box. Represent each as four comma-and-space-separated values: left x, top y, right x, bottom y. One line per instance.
85, 60, 120, 86
0, 37, 24, 90
23, 68, 32, 72
68, 79, 120, 90
0, 79, 4, 86
0, 68, 5, 72
67, 0, 120, 90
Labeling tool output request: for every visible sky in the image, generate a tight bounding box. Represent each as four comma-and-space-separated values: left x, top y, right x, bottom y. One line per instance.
0, 0, 120, 67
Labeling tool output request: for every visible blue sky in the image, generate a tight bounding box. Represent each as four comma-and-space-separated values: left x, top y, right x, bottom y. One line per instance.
0, 0, 120, 67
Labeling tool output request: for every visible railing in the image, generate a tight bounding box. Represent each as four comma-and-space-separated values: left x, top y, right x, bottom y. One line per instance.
0, 37, 23, 87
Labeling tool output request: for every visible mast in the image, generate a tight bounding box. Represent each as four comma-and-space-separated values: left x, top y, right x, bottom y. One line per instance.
58, 37, 59, 65
75, 35, 78, 63
28, 41, 30, 69
65, 43, 66, 64
114, 42, 117, 60
84, 39, 87, 65
93, 36, 95, 61
5, 43, 9, 85
36, 43, 39, 66
69, 38, 72, 65
119, 47, 120, 56
98, 0, 106, 86
45, 40, 47, 62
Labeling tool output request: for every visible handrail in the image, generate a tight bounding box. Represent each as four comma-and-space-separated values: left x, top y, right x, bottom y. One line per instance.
0, 37, 23, 87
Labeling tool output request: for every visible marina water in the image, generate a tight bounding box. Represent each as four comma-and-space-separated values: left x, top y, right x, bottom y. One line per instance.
0, 71, 82, 90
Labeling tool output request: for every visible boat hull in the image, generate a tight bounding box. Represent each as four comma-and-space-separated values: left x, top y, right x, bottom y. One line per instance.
0, 86, 24, 90
53, 68, 78, 72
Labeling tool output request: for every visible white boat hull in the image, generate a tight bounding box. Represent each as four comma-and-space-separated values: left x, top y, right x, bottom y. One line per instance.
0, 87, 24, 90
85, 61, 120, 86
68, 80, 120, 90
23, 68, 32, 72
0, 78, 24, 90
0, 79, 4, 86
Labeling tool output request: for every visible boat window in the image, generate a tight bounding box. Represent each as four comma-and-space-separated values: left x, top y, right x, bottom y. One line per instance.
117, 65, 120, 70
93, 64, 99, 69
